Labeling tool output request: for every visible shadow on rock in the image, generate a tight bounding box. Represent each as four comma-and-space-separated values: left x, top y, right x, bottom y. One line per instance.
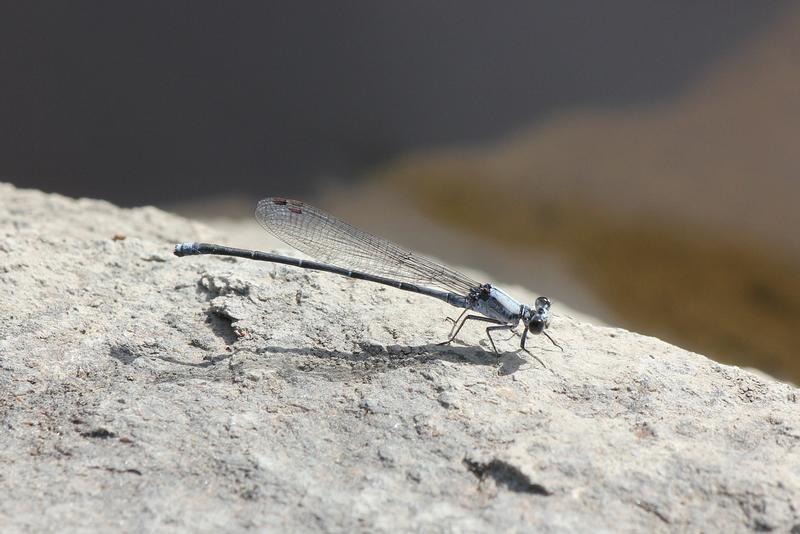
109, 343, 232, 369
252, 343, 535, 373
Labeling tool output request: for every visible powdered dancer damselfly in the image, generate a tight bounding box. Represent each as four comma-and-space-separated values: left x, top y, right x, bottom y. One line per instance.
174, 197, 560, 360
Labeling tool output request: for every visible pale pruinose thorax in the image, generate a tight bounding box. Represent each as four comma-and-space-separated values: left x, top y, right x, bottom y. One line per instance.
471, 285, 524, 324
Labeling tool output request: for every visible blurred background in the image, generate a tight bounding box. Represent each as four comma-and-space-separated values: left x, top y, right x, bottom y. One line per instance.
2, 2, 799, 382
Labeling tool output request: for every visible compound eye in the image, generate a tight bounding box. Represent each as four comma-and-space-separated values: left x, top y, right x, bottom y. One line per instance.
529, 318, 545, 334
535, 296, 551, 311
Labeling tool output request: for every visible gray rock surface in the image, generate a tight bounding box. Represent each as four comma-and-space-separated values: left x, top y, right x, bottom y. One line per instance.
1, 183, 798, 532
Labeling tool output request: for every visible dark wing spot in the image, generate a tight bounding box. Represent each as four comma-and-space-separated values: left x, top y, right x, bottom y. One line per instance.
289, 206, 303, 214
272, 198, 288, 205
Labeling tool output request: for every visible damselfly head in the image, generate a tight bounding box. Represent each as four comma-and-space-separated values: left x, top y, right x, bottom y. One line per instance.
523, 296, 552, 334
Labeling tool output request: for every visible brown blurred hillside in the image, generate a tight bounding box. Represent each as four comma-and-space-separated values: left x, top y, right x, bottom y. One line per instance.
362, 6, 800, 381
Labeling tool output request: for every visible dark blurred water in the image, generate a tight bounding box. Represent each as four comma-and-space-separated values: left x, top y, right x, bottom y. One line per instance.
0, 2, 789, 205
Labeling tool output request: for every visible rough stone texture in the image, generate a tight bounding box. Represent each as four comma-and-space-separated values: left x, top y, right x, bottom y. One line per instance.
1, 183, 798, 532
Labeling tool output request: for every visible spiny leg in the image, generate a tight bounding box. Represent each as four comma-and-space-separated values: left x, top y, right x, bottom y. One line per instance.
543, 331, 563, 351
444, 309, 469, 337
486, 324, 514, 354
504, 326, 522, 341
520, 327, 548, 368
438, 315, 504, 346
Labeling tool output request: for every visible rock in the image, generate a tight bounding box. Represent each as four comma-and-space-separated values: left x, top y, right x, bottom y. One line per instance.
1, 183, 798, 531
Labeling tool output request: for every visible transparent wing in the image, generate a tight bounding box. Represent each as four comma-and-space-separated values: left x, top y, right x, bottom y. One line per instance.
255, 197, 479, 295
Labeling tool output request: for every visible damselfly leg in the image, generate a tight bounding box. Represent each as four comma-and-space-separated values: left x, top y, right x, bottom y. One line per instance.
438, 314, 507, 352
444, 309, 469, 337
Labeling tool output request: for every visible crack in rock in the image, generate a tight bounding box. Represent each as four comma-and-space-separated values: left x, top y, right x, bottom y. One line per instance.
463, 458, 551, 496
205, 306, 240, 345
81, 428, 117, 439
